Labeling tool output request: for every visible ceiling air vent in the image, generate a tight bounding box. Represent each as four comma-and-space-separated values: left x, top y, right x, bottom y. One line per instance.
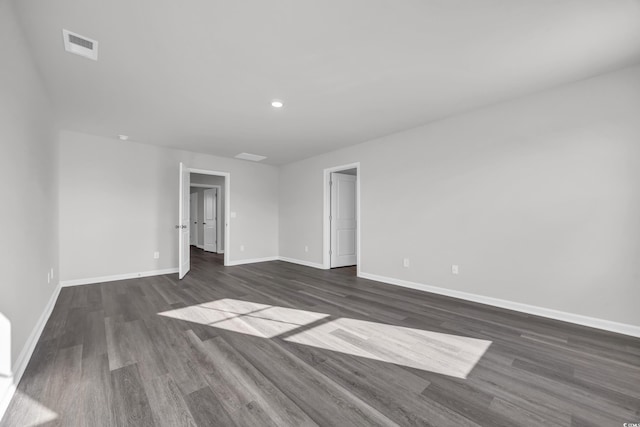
62, 29, 98, 61
235, 153, 267, 162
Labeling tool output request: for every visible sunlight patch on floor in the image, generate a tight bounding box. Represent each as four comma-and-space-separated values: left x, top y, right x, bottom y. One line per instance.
159, 298, 491, 378
159, 298, 329, 338
285, 317, 491, 378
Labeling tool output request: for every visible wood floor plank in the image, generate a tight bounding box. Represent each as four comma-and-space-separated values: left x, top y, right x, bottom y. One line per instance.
110, 364, 155, 427
43, 344, 84, 426
143, 374, 198, 427
184, 386, 236, 427
79, 353, 114, 427
220, 330, 407, 427
81, 309, 107, 360
199, 335, 318, 427
142, 318, 209, 395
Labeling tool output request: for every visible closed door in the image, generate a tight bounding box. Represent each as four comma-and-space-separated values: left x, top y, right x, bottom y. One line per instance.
190, 192, 198, 245
330, 172, 357, 267
203, 188, 217, 253
178, 163, 190, 279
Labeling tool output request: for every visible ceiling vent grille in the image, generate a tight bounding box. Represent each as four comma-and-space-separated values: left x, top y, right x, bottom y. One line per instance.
62, 29, 98, 61
235, 153, 267, 162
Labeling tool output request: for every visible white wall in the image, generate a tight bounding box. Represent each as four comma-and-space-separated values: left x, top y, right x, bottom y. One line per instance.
0, 0, 59, 409
279, 65, 640, 327
58, 131, 278, 282
191, 173, 226, 251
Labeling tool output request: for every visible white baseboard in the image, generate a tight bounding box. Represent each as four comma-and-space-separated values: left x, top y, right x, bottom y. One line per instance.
358, 272, 640, 338
0, 282, 61, 419
196, 245, 205, 250
60, 268, 179, 287
217, 250, 224, 254
226, 256, 279, 266
277, 256, 325, 270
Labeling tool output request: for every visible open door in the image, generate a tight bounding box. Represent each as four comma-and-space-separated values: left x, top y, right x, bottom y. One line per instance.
203, 188, 217, 252
178, 163, 190, 279
330, 172, 357, 267
190, 192, 198, 246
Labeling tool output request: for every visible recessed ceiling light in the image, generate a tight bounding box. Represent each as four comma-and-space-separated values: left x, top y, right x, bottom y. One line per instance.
235, 152, 267, 162
271, 100, 284, 108
118, 134, 129, 141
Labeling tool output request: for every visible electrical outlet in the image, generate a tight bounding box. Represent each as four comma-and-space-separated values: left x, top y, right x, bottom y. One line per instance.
154, 251, 160, 259
452, 264, 459, 275
305, 246, 309, 253
50, 268, 54, 279
403, 258, 410, 268
240, 245, 245, 252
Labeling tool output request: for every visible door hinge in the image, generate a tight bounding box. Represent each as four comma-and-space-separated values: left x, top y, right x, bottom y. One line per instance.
329, 250, 332, 255
329, 215, 332, 221
330, 180, 333, 186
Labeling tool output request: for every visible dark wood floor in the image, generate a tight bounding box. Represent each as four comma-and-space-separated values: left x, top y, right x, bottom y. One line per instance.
2, 247, 639, 426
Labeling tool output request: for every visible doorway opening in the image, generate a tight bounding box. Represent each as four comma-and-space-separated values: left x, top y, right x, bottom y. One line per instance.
323, 163, 360, 274
190, 177, 224, 254
178, 163, 230, 279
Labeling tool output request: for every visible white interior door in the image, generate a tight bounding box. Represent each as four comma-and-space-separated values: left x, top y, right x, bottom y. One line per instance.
190, 192, 198, 246
330, 172, 357, 267
178, 163, 190, 279
203, 188, 217, 253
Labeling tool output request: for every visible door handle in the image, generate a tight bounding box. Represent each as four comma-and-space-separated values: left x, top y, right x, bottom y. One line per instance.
203, 222, 206, 225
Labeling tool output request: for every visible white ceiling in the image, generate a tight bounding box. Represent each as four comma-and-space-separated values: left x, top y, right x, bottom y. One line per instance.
13, 0, 640, 165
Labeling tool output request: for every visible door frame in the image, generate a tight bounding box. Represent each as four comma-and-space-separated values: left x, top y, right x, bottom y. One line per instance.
323, 162, 360, 273
191, 184, 223, 254
184, 168, 230, 267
